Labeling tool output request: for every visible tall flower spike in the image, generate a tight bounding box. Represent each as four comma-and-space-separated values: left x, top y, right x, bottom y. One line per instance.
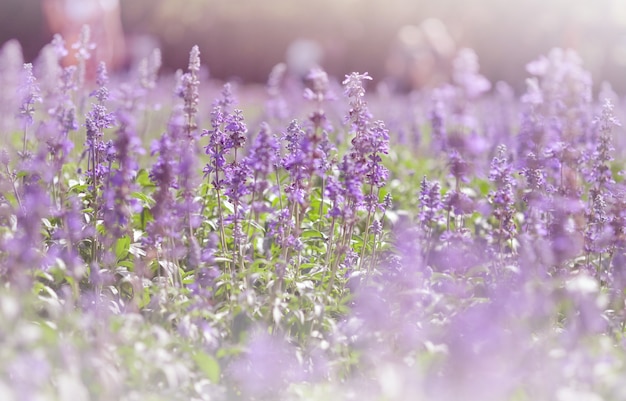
595, 98, 621, 135
51, 34, 68, 59
139, 48, 162, 91
591, 99, 620, 191
418, 176, 444, 228
19, 63, 42, 129
266, 63, 288, 121
102, 110, 143, 239
245, 123, 279, 214
343, 72, 373, 135
85, 62, 115, 187
488, 145, 517, 246
71, 25, 95, 89
92, 62, 110, 103
304, 67, 331, 103
176, 46, 201, 138
188, 45, 201, 76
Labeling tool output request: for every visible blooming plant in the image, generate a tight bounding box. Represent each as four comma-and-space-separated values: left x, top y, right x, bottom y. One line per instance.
2, 29, 626, 401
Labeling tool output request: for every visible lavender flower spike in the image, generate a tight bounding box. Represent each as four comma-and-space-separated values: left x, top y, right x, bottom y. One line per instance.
18, 63, 42, 130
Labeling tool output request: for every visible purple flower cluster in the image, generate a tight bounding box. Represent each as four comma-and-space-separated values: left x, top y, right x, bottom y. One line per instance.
488, 145, 516, 249
5, 33, 626, 401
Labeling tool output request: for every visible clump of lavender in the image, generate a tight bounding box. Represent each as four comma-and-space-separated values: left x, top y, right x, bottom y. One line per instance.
590, 99, 620, 192
520, 49, 592, 199
102, 111, 143, 242
32, 37, 79, 208
141, 48, 205, 283
304, 67, 334, 130
442, 147, 474, 233
175, 45, 201, 139
85, 62, 115, 191
584, 99, 621, 270
145, 128, 185, 285
488, 145, 517, 260
525, 48, 592, 136
519, 151, 551, 241
203, 85, 233, 261
418, 176, 444, 262
203, 83, 249, 270
325, 72, 389, 282
281, 120, 317, 224
429, 85, 462, 157
49, 195, 91, 295
223, 158, 251, 267
83, 62, 116, 265
0, 182, 50, 290
303, 67, 336, 216
18, 63, 42, 157
244, 122, 279, 217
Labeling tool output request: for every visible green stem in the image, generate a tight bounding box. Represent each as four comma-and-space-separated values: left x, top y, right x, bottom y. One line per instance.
358, 185, 376, 272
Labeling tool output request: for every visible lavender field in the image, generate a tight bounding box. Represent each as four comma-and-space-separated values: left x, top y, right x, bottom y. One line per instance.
2, 26, 626, 401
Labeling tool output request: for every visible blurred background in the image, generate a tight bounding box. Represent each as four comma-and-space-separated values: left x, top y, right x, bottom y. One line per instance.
1, 0, 626, 92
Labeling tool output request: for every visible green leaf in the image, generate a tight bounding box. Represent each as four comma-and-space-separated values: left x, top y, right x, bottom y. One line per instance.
115, 235, 131, 261
131, 191, 154, 206
136, 168, 154, 188
193, 352, 221, 383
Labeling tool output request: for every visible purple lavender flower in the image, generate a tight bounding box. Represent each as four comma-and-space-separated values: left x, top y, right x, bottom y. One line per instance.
203, 83, 239, 183
225, 109, 247, 151
246, 122, 278, 178
342, 72, 390, 200
145, 129, 187, 267
452, 48, 491, 99
223, 161, 251, 241
324, 175, 345, 219
429, 87, 453, 153
51, 34, 68, 59
418, 176, 444, 228
85, 115, 115, 186
304, 67, 332, 103
363, 120, 390, 190
139, 48, 162, 91
590, 99, 620, 191
71, 25, 95, 90
488, 145, 517, 249
49, 195, 90, 280
0, 182, 50, 289
175, 45, 201, 138
245, 122, 279, 213
265, 63, 289, 122
267, 207, 296, 249
446, 148, 469, 186
304, 67, 334, 130
583, 99, 621, 258
18, 63, 42, 138
102, 111, 144, 239
343, 72, 373, 139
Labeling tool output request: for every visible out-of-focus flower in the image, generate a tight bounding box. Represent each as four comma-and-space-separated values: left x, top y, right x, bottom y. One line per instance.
452, 48, 491, 99
18, 63, 42, 129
